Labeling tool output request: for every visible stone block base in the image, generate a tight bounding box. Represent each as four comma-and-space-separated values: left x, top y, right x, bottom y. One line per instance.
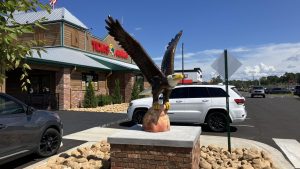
108, 125, 201, 169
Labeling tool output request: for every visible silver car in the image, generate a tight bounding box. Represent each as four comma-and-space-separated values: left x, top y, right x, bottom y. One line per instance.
250, 86, 265, 98
0, 93, 63, 165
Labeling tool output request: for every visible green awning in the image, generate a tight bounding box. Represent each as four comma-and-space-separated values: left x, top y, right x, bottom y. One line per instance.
85, 53, 140, 72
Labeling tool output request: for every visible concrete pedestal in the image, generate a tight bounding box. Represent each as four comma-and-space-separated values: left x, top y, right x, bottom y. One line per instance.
108, 125, 201, 169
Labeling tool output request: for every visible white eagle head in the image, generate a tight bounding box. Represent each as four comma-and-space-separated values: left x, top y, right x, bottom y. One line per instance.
167, 73, 184, 87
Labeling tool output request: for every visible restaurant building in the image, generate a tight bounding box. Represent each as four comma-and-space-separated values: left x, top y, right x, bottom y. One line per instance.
0, 8, 140, 110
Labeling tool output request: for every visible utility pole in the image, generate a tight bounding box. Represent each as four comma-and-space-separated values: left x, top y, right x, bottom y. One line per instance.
224, 49, 231, 153
182, 43, 184, 79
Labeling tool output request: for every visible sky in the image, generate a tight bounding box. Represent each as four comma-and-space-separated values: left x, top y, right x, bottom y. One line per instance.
41, 0, 300, 81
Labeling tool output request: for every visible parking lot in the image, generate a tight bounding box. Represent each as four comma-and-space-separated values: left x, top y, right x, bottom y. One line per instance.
1, 94, 300, 168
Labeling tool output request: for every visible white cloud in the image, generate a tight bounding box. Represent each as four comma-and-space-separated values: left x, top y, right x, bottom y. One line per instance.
244, 63, 276, 77
171, 42, 300, 81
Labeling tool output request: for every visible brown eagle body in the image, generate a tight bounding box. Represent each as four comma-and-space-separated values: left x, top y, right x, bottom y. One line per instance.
105, 16, 182, 107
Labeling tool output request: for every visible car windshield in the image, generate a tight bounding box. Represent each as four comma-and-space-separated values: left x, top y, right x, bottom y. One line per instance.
253, 87, 264, 90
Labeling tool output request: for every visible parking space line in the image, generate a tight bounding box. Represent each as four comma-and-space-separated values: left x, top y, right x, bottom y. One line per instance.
273, 138, 300, 168
231, 124, 255, 127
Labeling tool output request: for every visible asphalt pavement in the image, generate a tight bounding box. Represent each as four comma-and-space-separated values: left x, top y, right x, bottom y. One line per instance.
2, 94, 300, 168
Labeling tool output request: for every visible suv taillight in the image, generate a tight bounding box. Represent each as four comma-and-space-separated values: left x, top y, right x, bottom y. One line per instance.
234, 99, 245, 105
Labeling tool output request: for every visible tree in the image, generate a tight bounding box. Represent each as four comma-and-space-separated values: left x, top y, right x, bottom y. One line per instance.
83, 81, 97, 108
0, 0, 50, 90
131, 81, 140, 101
112, 79, 122, 104
210, 75, 223, 84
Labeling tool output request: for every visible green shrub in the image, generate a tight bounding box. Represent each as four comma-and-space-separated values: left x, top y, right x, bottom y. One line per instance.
131, 81, 140, 101
97, 95, 112, 106
112, 79, 122, 104
83, 81, 97, 108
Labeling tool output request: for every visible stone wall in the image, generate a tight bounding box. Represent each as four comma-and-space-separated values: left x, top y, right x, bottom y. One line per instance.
110, 139, 200, 169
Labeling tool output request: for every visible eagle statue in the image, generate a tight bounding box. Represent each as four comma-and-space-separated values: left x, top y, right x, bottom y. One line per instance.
105, 16, 183, 112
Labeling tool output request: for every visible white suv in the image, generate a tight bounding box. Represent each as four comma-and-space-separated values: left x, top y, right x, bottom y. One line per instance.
127, 85, 247, 132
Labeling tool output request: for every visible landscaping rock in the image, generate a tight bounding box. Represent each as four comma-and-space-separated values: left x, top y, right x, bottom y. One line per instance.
35, 142, 277, 169
198, 146, 277, 169
34, 140, 111, 169
69, 103, 129, 113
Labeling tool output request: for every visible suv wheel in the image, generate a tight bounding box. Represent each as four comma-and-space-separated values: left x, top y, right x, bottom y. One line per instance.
132, 109, 147, 124
37, 128, 61, 157
206, 112, 228, 132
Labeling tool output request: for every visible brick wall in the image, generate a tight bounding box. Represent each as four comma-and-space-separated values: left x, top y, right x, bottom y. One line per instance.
56, 68, 71, 110
0, 68, 5, 93
108, 72, 134, 103
0, 79, 5, 93
110, 139, 200, 169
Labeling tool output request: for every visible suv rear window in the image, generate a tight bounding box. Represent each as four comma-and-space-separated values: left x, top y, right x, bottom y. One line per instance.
188, 87, 210, 98
170, 87, 189, 99
207, 87, 228, 97
232, 87, 243, 97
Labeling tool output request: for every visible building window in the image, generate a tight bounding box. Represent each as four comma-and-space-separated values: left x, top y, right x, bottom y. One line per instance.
29, 75, 50, 94
71, 29, 79, 47
82, 73, 98, 90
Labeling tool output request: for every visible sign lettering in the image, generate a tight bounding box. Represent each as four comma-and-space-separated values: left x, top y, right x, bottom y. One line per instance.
91, 40, 129, 59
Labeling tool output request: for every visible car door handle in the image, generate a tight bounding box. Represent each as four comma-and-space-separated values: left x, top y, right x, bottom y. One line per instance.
202, 100, 209, 102
176, 100, 183, 103
0, 124, 7, 129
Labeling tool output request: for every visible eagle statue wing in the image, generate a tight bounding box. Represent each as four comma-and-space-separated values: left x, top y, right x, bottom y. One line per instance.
105, 16, 164, 83
161, 31, 183, 76
161, 31, 183, 105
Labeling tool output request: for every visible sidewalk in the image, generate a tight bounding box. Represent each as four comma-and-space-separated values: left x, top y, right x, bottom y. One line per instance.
27, 127, 294, 169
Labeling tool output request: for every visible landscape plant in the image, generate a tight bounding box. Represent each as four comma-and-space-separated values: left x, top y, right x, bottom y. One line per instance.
97, 94, 112, 106
112, 79, 122, 104
83, 81, 97, 108
130, 81, 140, 101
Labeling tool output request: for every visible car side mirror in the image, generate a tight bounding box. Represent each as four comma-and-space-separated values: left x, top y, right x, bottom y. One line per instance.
26, 106, 34, 115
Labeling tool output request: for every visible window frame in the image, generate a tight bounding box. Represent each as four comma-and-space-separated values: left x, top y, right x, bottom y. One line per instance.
187, 87, 210, 98
0, 94, 26, 116
207, 87, 229, 97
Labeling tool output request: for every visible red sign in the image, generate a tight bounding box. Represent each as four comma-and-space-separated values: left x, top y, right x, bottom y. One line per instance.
91, 40, 129, 59
91, 40, 109, 55
115, 49, 129, 59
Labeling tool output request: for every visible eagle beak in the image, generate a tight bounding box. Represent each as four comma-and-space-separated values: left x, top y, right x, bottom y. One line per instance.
173, 74, 184, 80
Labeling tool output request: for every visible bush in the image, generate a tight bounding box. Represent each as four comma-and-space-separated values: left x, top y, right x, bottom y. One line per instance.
83, 81, 97, 108
131, 81, 140, 101
112, 79, 122, 104
97, 95, 112, 106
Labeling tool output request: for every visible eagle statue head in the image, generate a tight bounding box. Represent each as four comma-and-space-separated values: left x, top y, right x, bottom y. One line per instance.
167, 73, 184, 87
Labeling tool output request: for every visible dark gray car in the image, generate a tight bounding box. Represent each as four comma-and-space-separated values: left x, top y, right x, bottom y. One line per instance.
0, 93, 63, 165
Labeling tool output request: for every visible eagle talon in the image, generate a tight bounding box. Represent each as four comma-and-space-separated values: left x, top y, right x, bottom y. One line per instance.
152, 103, 161, 110
164, 102, 171, 110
